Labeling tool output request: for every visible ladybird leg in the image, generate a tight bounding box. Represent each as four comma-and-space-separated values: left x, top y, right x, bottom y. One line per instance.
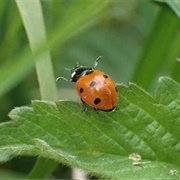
115, 106, 119, 111
93, 108, 100, 114
94, 56, 102, 68
65, 67, 71, 71
80, 98, 88, 112
56, 76, 70, 82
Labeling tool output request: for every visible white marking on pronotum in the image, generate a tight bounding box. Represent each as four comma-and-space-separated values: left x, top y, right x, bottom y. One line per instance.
71, 71, 76, 77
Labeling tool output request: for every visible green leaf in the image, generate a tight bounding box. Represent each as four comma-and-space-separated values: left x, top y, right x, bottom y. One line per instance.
132, 5, 180, 90
0, 77, 180, 178
166, 0, 180, 19
154, 0, 180, 19
16, 0, 57, 101
15, 0, 60, 178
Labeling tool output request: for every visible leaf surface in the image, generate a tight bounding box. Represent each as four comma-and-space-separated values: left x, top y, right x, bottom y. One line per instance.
0, 77, 180, 178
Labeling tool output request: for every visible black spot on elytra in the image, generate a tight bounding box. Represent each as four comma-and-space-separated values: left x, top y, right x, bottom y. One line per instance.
103, 74, 108, 79
90, 81, 96, 87
94, 98, 101, 105
80, 88, 84, 93
115, 86, 118, 92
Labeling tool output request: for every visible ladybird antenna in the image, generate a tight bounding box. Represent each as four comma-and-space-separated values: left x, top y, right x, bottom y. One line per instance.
56, 76, 70, 82
76, 62, 79, 67
94, 56, 102, 68
65, 67, 71, 71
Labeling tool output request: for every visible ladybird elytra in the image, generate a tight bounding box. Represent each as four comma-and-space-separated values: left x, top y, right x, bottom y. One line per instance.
56, 56, 118, 112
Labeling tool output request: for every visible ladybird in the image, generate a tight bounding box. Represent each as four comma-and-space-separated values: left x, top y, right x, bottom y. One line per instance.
56, 56, 118, 112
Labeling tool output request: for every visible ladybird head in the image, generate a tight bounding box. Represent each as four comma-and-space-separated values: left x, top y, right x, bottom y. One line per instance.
71, 66, 93, 82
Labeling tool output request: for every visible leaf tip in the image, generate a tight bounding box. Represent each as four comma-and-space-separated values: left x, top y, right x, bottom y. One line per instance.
158, 76, 170, 82
176, 58, 180, 62
7, 112, 11, 118
31, 100, 35, 103
7, 107, 21, 120
31, 99, 42, 104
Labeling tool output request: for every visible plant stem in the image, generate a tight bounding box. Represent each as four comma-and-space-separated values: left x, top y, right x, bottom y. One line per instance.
16, 0, 58, 178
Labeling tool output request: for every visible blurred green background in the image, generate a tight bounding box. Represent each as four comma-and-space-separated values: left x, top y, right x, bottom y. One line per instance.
0, 0, 179, 178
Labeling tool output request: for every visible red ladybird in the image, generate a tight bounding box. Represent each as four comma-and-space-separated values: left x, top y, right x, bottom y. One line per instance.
56, 56, 118, 112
